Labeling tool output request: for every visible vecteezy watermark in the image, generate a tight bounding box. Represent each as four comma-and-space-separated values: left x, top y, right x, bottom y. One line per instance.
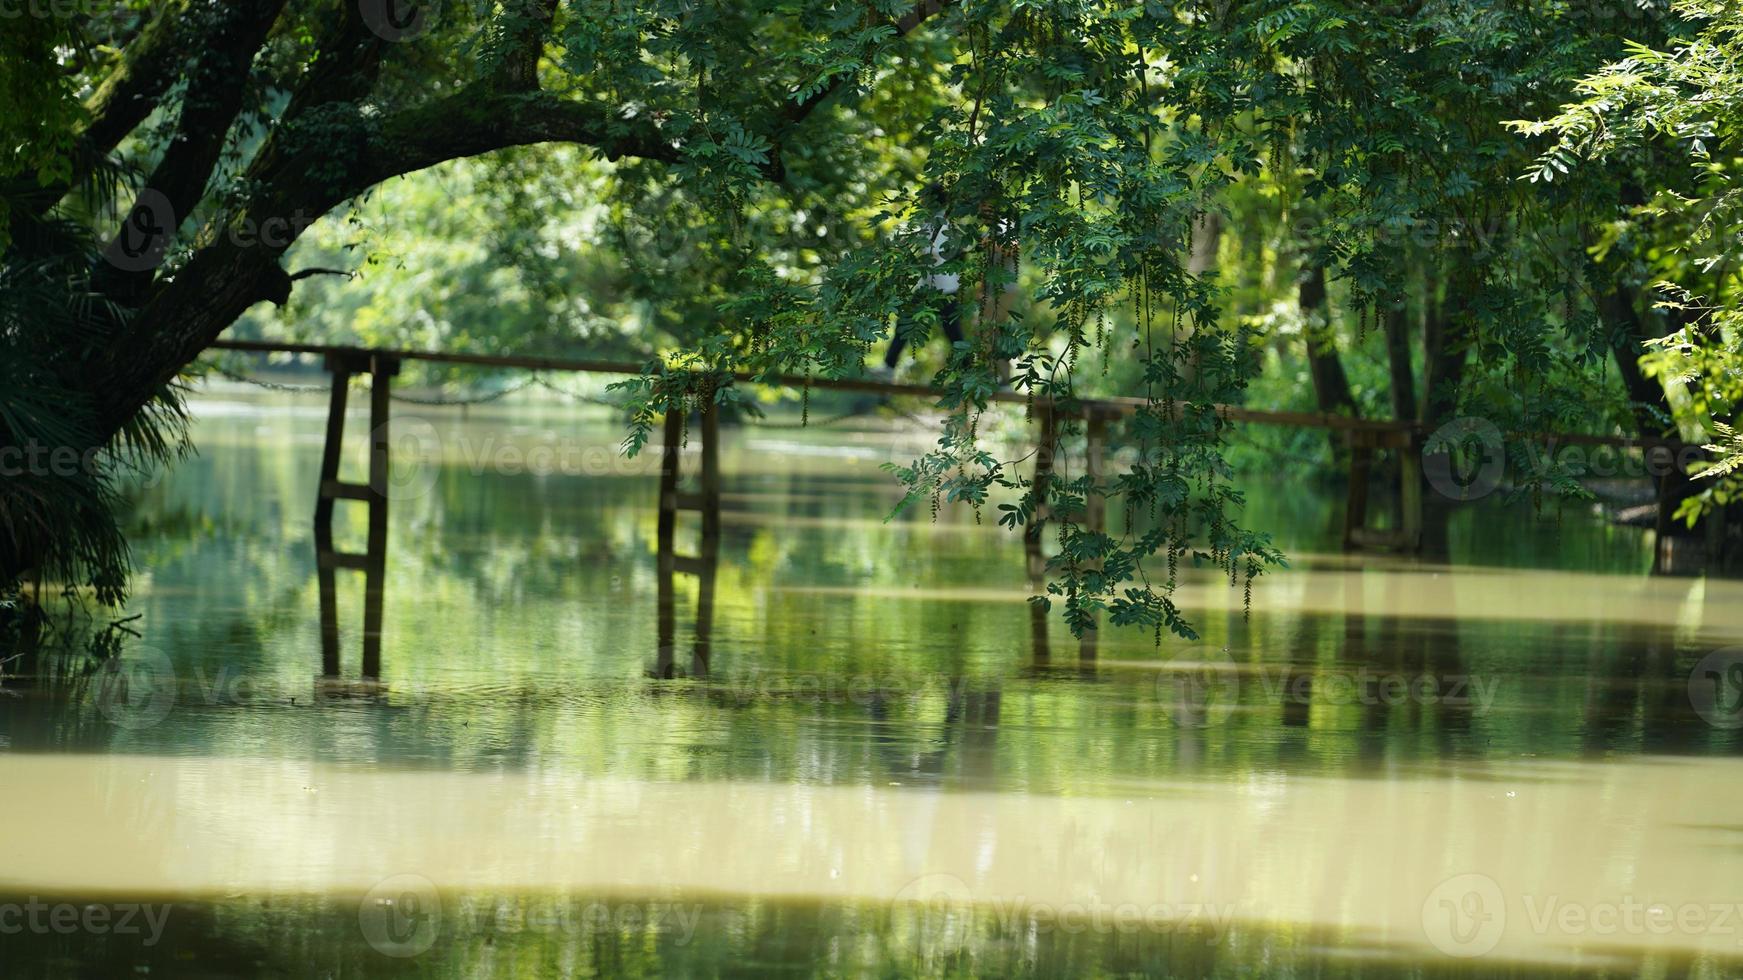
100, 192, 319, 273
1253, 666, 1500, 716
0, 440, 173, 492
1154, 654, 1498, 729
92, 646, 265, 730
103, 188, 174, 273
1688, 646, 1743, 730
360, 0, 439, 40
358, 874, 704, 958
1422, 416, 1707, 503
706, 670, 1002, 709
707, 661, 1493, 729
1423, 872, 1743, 958
891, 872, 1238, 955
1, 442, 116, 479
1156, 649, 1241, 729
93, 646, 179, 730
1289, 214, 1519, 254
988, 895, 1237, 940
0, 0, 133, 18
0, 899, 171, 946
359, 875, 441, 958
1422, 418, 1507, 502
1422, 873, 1507, 957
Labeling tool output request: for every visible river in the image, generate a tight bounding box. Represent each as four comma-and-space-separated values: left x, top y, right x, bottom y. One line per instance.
1, 384, 1738, 977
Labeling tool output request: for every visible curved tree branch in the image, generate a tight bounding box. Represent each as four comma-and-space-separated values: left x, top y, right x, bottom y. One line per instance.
348, 87, 686, 191
96, 0, 291, 303
288, 266, 357, 282
79, 1, 192, 165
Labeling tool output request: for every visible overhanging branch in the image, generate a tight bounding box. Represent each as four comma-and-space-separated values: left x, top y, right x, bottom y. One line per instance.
352, 88, 686, 191
96, 0, 290, 304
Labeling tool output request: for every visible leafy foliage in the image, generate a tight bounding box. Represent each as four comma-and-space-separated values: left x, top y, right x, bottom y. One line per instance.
0, 201, 187, 606
11, 0, 1743, 632
1523, 0, 1743, 521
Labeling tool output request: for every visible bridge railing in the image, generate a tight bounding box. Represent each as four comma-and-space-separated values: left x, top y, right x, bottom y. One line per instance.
204, 339, 1690, 678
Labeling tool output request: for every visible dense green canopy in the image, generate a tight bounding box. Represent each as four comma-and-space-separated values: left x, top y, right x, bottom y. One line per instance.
3, 0, 1740, 634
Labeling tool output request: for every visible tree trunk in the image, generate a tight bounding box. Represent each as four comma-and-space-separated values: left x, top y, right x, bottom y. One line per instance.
1299, 263, 1357, 460
1418, 260, 1475, 560
1382, 303, 1416, 423
1383, 299, 1422, 550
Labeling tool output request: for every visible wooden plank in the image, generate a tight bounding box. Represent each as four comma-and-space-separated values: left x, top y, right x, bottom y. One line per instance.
672, 554, 712, 577
207, 341, 1416, 434
662, 491, 706, 512
319, 479, 372, 501
211, 339, 1689, 447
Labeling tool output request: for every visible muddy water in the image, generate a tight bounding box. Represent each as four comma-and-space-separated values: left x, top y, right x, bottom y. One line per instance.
0, 385, 1738, 977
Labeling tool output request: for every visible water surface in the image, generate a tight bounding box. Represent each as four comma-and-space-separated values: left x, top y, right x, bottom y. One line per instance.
2, 385, 1739, 977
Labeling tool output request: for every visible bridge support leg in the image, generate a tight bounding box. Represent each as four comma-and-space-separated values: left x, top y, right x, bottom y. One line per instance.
1026, 404, 1056, 664
314, 352, 399, 679
656, 412, 680, 677
1343, 429, 1420, 553
1341, 430, 1374, 551
1397, 432, 1423, 552
315, 361, 351, 678
655, 398, 722, 678
1080, 412, 1107, 661
693, 401, 721, 677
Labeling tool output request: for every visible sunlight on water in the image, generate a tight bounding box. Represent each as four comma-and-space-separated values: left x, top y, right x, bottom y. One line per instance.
3, 752, 1742, 970
2, 386, 1739, 976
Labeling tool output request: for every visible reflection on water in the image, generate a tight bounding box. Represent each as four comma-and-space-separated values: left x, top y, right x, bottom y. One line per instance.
2, 385, 1740, 977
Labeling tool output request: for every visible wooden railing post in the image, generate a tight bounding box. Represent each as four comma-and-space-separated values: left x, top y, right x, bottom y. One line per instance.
653, 392, 722, 678
361, 354, 396, 678
1342, 429, 1374, 551
693, 399, 721, 677
1027, 403, 1056, 664
656, 410, 682, 678
314, 356, 352, 678
1398, 430, 1423, 552
313, 352, 399, 679
1344, 428, 1419, 554
1080, 410, 1108, 661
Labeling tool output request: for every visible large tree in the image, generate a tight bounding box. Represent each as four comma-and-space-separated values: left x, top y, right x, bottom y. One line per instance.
2, 0, 1712, 632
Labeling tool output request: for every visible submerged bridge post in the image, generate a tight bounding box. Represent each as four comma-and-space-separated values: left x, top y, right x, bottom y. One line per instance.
1079, 408, 1109, 661
1025, 403, 1057, 664
313, 351, 400, 679
1341, 427, 1420, 553
654, 394, 722, 678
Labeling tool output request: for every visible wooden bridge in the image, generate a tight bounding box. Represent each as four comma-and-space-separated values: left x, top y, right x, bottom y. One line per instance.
207, 339, 1685, 679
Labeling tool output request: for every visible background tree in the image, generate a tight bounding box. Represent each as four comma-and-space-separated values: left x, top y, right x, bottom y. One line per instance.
1522, 0, 1743, 563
